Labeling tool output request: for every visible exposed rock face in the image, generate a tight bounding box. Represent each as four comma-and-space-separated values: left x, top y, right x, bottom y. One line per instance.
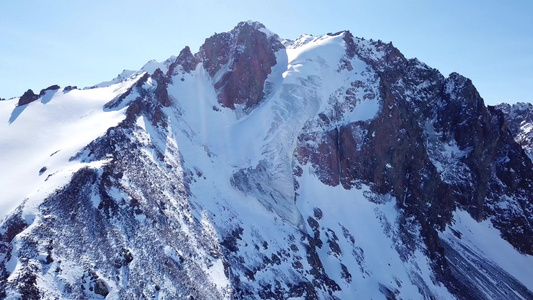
199, 31, 233, 77
2, 22, 533, 300
17, 85, 60, 106
434, 76, 533, 255
17, 89, 39, 106
295, 33, 533, 295
167, 46, 199, 76
39, 85, 60, 96
152, 68, 171, 107
296, 38, 456, 265
63, 85, 77, 92
494, 102, 533, 160
199, 21, 284, 112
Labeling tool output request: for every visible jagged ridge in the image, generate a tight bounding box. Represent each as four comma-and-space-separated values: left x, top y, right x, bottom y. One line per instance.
1, 21, 532, 300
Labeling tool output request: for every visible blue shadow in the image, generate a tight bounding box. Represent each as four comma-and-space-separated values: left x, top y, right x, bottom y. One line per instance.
9, 104, 28, 124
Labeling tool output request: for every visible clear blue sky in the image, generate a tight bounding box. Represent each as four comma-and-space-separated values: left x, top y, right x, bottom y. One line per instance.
1, 0, 532, 105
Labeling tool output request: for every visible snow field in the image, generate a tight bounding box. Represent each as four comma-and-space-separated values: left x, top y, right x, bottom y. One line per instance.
0, 77, 142, 221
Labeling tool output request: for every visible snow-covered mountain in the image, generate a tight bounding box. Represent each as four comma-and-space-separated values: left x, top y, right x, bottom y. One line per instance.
1, 21, 533, 299
494, 102, 533, 161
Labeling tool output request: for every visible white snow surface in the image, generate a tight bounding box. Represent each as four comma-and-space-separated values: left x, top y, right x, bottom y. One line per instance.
2, 25, 532, 299
156, 31, 531, 298
296, 173, 454, 299
441, 209, 533, 292
92, 69, 138, 88
152, 31, 456, 298
165, 32, 380, 226
0, 76, 141, 220
140, 56, 176, 75
93, 56, 175, 89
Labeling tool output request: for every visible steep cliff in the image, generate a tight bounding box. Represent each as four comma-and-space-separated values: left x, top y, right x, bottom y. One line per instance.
1, 22, 532, 300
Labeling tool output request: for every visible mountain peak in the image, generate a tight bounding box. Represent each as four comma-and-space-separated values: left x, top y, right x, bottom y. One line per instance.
167, 46, 198, 75
198, 20, 283, 112
235, 20, 266, 30
2, 21, 533, 300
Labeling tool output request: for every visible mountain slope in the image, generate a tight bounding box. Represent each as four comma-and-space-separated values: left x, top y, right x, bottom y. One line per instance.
1, 21, 532, 299
494, 102, 533, 161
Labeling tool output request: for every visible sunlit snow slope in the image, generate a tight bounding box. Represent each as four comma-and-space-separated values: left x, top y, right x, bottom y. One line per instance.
0, 76, 143, 220
1, 21, 532, 300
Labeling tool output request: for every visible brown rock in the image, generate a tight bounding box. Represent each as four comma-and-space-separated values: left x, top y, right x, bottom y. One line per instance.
167, 46, 199, 76
18, 89, 39, 106
39, 85, 60, 96
152, 68, 171, 107
199, 22, 284, 112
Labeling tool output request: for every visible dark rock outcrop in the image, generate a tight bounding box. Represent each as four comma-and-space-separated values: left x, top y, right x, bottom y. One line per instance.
494, 102, 533, 159
434, 75, 533, 255
167, 46, 199, 76
295, 33, 533, 297
152, 68, 171, 107
39, 85, 60, 96
3, 22, 533, 300
63, 86, 77, 92
94, 278, 109, 297
199, 21, 284, 112
17, 89, 39, 106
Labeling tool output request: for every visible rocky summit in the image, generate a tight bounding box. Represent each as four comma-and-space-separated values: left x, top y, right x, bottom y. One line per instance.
1, 21, 532, 299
